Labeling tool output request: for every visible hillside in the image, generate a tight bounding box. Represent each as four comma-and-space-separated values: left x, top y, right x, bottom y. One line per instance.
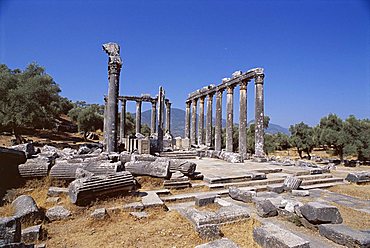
133, 108, 289, 137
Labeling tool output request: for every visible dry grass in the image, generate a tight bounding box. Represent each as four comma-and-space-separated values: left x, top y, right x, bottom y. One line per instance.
136, 176, 164, 190
220, 219, 261, 247
0, 203, 14, 217
171, 186, 210, 195
328, 184, 370, 200
331, 203, 370, 230
194, 203, 221, 212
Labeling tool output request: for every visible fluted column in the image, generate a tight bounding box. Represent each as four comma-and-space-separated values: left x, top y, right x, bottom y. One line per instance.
165, 101, 171, 134
135, 100, 142, 134
151, 102, 157, 134
215, 90, 223, 151
185, 101, 191, 139
103, 98, 107, 149
255, 73, 265, 157
205, 93, 214, 147
120, 99, 126, 142
198, 97, 205, 145
226, 86, 234, 152
239, 81, 248, 159
191, 99, 198, 145
157, 86, 165, 151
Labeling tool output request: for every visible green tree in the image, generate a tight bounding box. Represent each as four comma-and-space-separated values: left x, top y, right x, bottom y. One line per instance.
273, 132, 291, 150
289, 122, 315, 159
247, 116, 270, 154
342, 116, 370, 161
76, 105, 103, 140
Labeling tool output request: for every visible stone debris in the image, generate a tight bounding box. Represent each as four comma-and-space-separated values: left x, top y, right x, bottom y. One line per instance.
284, 200, 303, 213
45, 197, 61, 204
266, 184, 285, 194
121, 202, 144, 212
125, 160, 170, 178
168, 159, 197, 176
319, 224, 370, 248
195, 238, 239, 248
253, 223, 310, 248
292, 190, 310, 197
130, 211, 148, 219
255, 199, 278, 218
195, 194, 217, 207
47, 187, 68, 197
141, 191, 164, 208
0, 217, 21, 244
205, 151, 243, 163
163, 172, 190, 189
90, 208, 108, 220
46, 206, 71, 221
284, 176, 303, 190
11, 195, 40, 223
345, 172, 370, 184
68, 171, 135, 205
10, 143, 36, 159
228, 187, 256, 203
300, 202, 343, 224
18, 155, 55, 178
21, 225, 42, 243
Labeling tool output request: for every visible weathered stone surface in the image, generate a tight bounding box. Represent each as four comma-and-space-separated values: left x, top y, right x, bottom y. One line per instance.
195, 194, 217, 207
90, 208, 108, 220
266, 184, 285, 194
122, 202, 144, 212
21, 225, 42, 243
47, 187, 68, 197
45, 197, 61, 204
11, 195, 40, 222
10, 143, 36, 159
196, 224, 221, 240
253, 223, 310, 248
219, 151, 243, 163
228, 187, 256, 203
125, 160, 170, 178
292, 190, 310, 197
319, 224, 370, 248
18, 155, 55, 178
300, 202, 343, 224
0, 217, 21, 244
284, 176, 302, 190
195, 238, 239, 248
141, 191, 164, 208
284, 200, 303, 213
46, 206, 71, 221
130, 212, 148, 219
346, 172, 370, 183
255, 199, 278, 218
68, 171, 135, 205
168, 159, 196, 176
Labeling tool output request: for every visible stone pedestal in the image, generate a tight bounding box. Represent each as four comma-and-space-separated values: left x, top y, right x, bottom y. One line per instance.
215, 90, 223, 151
255, 72, 265, 157
226, 86, 234, 152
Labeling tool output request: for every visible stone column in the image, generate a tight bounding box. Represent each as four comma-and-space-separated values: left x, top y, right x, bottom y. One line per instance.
120, 99, 126, 142
135, 100, 142, 134
185, 101, 191, 139
157, 87, 165, 151
239, 80, 248, 159
198, 96, 205, 145
165, 101, 171, 134
226, 86, 234, 152
215, 90, 223, 151
102, 42, 122, 153
151, 101, 157, 134
255, 72, 265, 157
191, 98, 198, 145
205, 93, 214, 147
103, 97, 107, 149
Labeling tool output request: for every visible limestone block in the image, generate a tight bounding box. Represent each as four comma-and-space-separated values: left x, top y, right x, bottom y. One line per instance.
0, 217, 21, 244
300, 202, 343, 224
228, 187, 256, 203
319, 224, 370, 248
46, 206, 71, 221
195, 194, 217, 207
11, 195, 40, 223
255, 199, 278, 218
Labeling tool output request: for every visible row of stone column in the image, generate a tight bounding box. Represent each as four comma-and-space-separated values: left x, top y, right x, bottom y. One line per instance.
118, 99, 171, 141
185, 73, 265, 158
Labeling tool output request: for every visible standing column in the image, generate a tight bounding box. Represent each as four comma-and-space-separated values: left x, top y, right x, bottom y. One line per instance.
191, 98, 198, 145
102, 42, 122, 153
205, 93, 214, 147
226, 86, 234, 152
255, 72, 265, 157
198, 96, 205, 145
215, 90, 223, 151
185, 101, 191, 139
103, 97, 107, 149
151, 101, 157, 134
120, 99, 126, 142
165, 101, 171, 134
157, 87, 165, 151
239, 81, 248, 159
135, 100, 142, 134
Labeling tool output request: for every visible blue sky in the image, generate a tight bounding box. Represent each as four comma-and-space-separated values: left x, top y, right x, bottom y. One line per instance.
0, 0, 369, 127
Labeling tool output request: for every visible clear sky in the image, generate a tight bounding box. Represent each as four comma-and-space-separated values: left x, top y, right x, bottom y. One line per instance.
1, 0, 369, 127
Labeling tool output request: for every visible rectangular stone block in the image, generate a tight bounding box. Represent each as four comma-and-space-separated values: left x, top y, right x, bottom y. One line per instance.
0, 217, 21, 244
319, 224, 370, 248
300, 202, 343, 224
195, 238, 239, 248
182, 138, 190, 150
142, 191, 164, 208
195, 194, 217, 207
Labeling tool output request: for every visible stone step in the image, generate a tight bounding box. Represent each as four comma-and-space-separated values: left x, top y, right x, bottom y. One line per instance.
204, 174, 253, 184
300, 181, 346, 190
160, 189, 229, 202
300, 177, 344, 186
250, 168, 282, 174
297, 173, 334, 181
207, 178, 285, 189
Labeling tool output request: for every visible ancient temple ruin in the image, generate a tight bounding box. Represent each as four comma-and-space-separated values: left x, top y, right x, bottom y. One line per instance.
185, 68, 265, 159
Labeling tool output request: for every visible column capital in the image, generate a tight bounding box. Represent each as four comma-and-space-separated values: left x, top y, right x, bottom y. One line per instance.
240, 80, 249, 90
208, 92, 215, 98
166, 101, 172, 107
216, 90, 223, 98
255, 73, 265, 84
186, 101, 191, 107
199, 96, 206, 103
227, 85, 235, 94
192, 98, 198, 104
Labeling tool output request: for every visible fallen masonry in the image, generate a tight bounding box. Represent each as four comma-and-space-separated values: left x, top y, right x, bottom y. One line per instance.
318, 224, 370, 248
299, 202, 343, 224
195, 238, 239, 248
124, 160, 170, 178
345, 172, 370, 184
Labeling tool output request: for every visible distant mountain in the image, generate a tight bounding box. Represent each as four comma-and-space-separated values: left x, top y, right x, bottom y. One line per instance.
132, 108, 289, 137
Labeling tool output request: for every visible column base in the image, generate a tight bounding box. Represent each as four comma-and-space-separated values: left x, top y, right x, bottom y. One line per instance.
252, 155, 268, 163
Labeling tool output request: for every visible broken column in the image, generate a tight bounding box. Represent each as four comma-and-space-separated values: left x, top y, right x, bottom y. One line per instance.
151, 101, 157, 134
165, 100, 171, 134
120, 99, 126, 142
239, 80, 248, 159
215, 90, 223, 151
226, 86, 234, 152
136, 100, 142, 134
191, 98, 198, 145
102, 42, 122, 153
254, 69, 265, 157
157, 86, 165, 152
198, 96, 205, 145
205, 93, 214, 147
185, 101, 191, 139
